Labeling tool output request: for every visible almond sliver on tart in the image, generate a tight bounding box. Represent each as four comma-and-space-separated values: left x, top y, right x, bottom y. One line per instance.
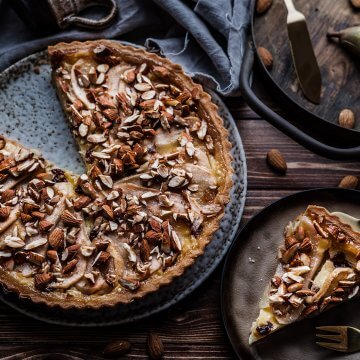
249, 205, 360, 344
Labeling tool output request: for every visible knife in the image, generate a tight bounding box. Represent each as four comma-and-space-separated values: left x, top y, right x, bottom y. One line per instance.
283, 0, 322, 104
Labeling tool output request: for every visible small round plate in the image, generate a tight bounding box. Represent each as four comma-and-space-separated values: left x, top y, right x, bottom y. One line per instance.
0, 49, 247, 326
221, 188, 360, 360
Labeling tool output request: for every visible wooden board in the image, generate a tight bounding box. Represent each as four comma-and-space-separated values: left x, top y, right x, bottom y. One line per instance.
254, 0, 360, 130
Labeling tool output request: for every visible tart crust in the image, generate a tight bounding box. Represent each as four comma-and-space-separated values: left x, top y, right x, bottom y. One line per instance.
0, 40, 233, 309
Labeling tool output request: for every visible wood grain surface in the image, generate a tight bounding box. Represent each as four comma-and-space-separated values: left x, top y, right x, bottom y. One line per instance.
0, 90, 360, 359
254, 0, 360, 128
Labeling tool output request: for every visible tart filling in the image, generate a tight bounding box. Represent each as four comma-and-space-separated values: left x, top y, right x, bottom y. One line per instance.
0, 40, 233, 308
249, 205, 360, 344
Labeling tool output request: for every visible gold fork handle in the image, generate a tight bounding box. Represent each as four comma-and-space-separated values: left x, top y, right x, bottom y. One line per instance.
348, 327, 360, 352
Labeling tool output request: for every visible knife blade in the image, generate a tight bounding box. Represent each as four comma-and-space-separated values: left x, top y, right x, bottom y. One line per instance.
284, 0, 322, 104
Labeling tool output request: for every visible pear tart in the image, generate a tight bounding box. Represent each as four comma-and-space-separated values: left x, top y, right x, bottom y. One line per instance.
0, 40, 232, 308
249, 205, 360, 344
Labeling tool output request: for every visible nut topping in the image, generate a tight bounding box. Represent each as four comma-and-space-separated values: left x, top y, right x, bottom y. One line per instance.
168, 176, 185, 188
92, 251, 111, 266
27, 252, 45, 266
38, 219, 54, 233
24, 238, 47, 250
296, 289, 315, 297
34, 273, 54, 290
96, 63, 109, 73
299, 237, 312, 253
48, 228, 65, 249
4, 235, 25, 249
62, 259, 78, 274
287, 283, 303, 293
73, 195, 92, 211
0, 206, 11, 221
1, 189, 16, 203
271, 276, 281, 287
61, 210, 82, 227
285, 236, 298, 249
281, 243, 300, 264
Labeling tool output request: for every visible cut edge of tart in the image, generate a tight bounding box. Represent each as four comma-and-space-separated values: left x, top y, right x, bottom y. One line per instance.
0, 40, 233, 309
249, 205, 360, 344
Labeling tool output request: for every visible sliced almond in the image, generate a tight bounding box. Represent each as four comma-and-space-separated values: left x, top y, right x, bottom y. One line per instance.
134, 83, 152, 92
96, 64, 110, 73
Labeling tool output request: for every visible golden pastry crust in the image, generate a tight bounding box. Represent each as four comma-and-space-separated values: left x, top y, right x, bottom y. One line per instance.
0, 40, 233, 308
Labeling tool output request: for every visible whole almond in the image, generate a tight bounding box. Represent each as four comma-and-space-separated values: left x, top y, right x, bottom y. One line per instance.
73, 195, 92, 211
46, 250, 58, 263
38, 219, 54, 233
103, 340, 131, 358
147, 332, 164, 360
350, 0, 360, 9
258, 47, 273, 68
62, 259, 78, 274
338, 109, 355, 129
48, 228, 65, 249
0, 136, 5, 150
338, 175, 358, 189
34, 273, 53, 290
0, 206, 11, 221
266, 149, 287, 174
1, 189, 15, 203
256, 0, 272, 14
61, 210, 82, 226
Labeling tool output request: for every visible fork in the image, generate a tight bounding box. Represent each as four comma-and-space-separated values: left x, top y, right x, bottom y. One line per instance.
316, 326, 360, 352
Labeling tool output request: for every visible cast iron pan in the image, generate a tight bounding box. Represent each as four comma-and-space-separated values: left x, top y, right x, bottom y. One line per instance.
240, 0, 360, 159
221, 188, 360, 359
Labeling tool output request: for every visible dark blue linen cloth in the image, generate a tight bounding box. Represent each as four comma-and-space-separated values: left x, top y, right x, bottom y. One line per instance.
0, 0, 250, 96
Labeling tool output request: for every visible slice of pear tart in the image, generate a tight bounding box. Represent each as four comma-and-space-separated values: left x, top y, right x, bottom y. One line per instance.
250, 205, 360, 344
0, 40, 233, 308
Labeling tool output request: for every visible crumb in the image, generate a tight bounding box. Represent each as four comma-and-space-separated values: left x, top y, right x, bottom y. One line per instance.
248, 257, 255, 263
257, 246, 261, 250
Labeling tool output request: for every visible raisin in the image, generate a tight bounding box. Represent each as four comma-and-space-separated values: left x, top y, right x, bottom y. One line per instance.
256, 322, 273, 336
51, 168, 67, 183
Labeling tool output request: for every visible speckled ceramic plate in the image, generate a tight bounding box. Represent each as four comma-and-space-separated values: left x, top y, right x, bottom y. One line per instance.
221, 188, 360, 360
0, 48, 247, 326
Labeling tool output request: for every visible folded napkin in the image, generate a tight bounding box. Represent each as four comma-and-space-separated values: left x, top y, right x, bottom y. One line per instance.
0, 0, 250, 96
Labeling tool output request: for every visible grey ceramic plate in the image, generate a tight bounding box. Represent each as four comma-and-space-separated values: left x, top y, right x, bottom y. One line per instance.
221, 188, 360, 360
0, 49, 247, 326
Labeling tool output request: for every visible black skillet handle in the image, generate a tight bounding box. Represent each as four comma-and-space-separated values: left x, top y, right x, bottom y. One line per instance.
239, 41, 360, 160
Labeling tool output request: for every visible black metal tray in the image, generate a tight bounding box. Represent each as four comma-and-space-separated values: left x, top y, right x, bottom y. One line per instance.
240, 0, 360, 159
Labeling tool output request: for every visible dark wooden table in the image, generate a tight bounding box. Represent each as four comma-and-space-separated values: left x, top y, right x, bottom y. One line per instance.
1, 91, 359, 359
